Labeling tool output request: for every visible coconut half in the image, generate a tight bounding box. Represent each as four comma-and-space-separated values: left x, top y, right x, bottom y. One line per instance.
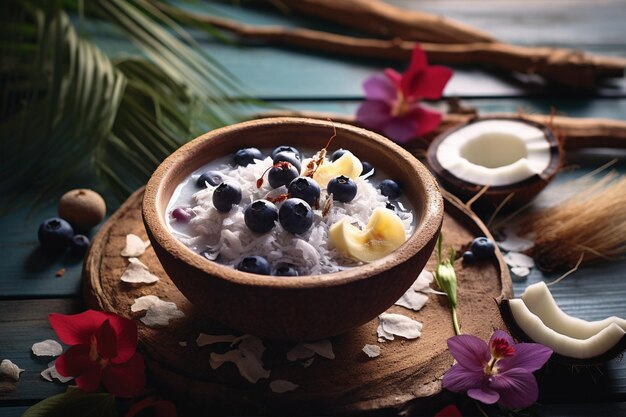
427, 117, 561, 209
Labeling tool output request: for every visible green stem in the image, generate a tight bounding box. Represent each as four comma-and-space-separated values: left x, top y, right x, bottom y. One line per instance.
475, 400, 490, 417
451, 306, 461, 336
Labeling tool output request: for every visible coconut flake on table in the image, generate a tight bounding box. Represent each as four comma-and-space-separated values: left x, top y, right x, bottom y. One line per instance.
121, 234, 150, 257
287, 339, 335, 361
270, 379, 299, 393
362, 344, 381, 358
210, 335, 270, 384
511, 266, 531, 278
196, 333, 238, 347
504, 252, 536, 269
497, 227, 534, 252
32, 340, 63, 357
120, 258, 159, 284
301, 357, 315, 368
41, 360, 73, 383
0, 359, 24, 381
377, 313, 423, 341
394, 269, 433, 311
130, 295, 185, 327
172, 156, 414, 275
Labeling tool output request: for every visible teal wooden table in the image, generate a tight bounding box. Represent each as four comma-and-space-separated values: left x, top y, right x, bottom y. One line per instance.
2, 1, 626, 416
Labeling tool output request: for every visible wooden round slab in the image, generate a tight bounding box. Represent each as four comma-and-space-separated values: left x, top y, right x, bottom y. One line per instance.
84, 188, 512, 416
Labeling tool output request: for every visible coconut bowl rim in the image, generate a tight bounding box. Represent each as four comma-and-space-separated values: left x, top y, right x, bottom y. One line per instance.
143, 117, 444, 290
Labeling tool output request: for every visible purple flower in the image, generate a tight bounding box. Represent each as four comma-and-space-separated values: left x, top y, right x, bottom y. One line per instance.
356, 46, 452, 143
443, 330, 552, 409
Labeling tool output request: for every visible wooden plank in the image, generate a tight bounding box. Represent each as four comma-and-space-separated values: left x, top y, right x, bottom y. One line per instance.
84, 3, 626, 100
0, 299, 83, 404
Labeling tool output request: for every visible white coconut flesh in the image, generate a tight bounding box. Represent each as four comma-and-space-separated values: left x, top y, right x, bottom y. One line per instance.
521, 282, 626, 339
436, 120, 552, 186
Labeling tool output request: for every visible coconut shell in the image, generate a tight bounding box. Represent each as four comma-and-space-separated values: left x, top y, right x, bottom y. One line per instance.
427, 116, 561, 212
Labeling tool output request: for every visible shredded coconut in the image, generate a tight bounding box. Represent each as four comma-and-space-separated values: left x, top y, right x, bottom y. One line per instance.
497, 227, 534, 252
0, 359, 24, 381
32, 339, 63, 357
270, 379, 299, 393
511, 266, 531, 278
131, 295, 184, 327
120, 258, 159, 284
287, 339, 335, 361
169, 155, 414, 275
362, 344, 381, 358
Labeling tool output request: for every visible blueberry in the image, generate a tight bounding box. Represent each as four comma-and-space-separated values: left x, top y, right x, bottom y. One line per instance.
272, 146, 301, 160
385, 202, 396, 211
212, 181, 242, 212
71, 234, 90, 256
379, 179, 402, 200
268, 163, 299, 189
236, 256, 271, 275
279, 198, 314, 235
244, 200, 278, 233
171, 207, 194, 223
331, 149, 347, 161
234, 147, 263, 167
470, 237, 496, 260
38, 218, 74, 250
273, 151, 301, 173
196, 170, 223, 188
287, 177, 321, 207
462, 250, 475, 263
273, 263, 299, 277
327, 175, 357, 203
361, 161, 374, 176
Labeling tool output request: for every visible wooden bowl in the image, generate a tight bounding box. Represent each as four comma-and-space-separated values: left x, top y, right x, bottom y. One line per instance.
143, 117, 443, 341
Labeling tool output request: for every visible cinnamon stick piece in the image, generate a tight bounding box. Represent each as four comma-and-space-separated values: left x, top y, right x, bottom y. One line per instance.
254, 109, 626, 151
158, 4, 625, 89
273, 0, 496, 44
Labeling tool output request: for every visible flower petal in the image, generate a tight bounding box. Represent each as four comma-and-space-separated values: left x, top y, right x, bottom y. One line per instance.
382, 117, 419, 144
126, 396, 177, 417
75, 365, 103, 393
409, 106, 442, 136
103, 313, 137, 364
446, 335, 489, 371
102, 352, 145, 398
96, 319, 118, 360
363, 74, 396, 102
442, 363, 485, 392
356, 100, 393, 131
49, 310, 108, 346
54, 345, 95, 378
384, 68, 402, 91
408, 66, 453, 100
489, 330, 515, 347
498, 343, 553, 373
468, 387, 500, 404
490, 367, 538, 409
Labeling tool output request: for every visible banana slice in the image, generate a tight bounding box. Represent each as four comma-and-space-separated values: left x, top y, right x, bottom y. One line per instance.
313, 151, 363, 187
329, 207, 406, 262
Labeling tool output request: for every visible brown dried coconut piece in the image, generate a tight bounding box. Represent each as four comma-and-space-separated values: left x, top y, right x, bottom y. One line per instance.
59, 188, 106, 230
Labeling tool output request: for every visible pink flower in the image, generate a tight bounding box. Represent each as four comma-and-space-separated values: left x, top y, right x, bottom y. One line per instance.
356, 46, 452, 143
435, 404, 462, 416
442, 330, 552, 409
125, 396, 177, 417
50, 310, 145, 398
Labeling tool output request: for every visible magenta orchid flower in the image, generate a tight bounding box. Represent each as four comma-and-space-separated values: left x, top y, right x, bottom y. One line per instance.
356, 46, 453, 143
443, 330, 552, 409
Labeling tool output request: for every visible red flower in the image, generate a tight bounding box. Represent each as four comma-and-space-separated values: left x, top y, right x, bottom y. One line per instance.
356, 46, 453, 143
435, 404, 463, 417
125, 396, 177, 417
50, 310, 145, 397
